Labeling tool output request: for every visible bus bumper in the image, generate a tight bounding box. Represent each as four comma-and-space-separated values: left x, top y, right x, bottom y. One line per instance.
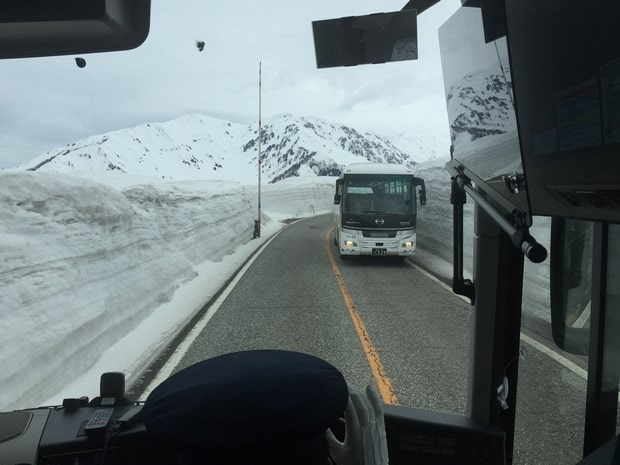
339, 232, 416, 257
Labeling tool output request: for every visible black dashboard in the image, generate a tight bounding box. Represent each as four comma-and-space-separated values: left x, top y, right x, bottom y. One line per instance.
1, 405, 175, 465
1, 400, 508, 465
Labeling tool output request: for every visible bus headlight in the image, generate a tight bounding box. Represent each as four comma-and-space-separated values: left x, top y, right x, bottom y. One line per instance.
402, 241, 413, 248
345, 240, 358, 247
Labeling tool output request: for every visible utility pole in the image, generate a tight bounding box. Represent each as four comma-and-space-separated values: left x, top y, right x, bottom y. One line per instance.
256, 61, 262, 238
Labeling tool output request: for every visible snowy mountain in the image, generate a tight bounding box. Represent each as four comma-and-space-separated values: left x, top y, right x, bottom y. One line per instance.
445, 68, 516, 151
390, 131, 447, 164
15, 114, 433, 184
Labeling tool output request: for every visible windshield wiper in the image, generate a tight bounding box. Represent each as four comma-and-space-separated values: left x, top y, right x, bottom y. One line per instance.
359, 210, 388, 215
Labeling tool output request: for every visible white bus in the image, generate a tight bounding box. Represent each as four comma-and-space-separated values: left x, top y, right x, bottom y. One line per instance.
333, 163, 426, 259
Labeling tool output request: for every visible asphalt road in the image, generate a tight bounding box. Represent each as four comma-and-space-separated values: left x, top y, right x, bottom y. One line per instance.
156, 214, 593, 465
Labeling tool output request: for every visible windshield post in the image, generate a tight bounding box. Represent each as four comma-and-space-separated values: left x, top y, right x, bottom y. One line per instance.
583, 223, 620, 455
468, 204, 525, 463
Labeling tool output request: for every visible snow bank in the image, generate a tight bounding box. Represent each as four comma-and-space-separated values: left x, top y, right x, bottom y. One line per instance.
0, 168, 550, 411
0, 172, 335, 410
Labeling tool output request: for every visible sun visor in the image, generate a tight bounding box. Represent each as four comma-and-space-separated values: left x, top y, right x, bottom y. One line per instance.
0, 0, 151, 58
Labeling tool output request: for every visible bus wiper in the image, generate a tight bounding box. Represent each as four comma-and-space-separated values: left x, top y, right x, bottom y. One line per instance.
360, 210, 387, 215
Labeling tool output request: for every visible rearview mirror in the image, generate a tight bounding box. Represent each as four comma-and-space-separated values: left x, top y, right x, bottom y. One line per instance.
550, 217, 592, 355
312, 9, 418, 69
0, 0, 151, 58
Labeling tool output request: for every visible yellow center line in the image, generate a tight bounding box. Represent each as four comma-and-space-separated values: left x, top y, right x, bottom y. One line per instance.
324, 228, 399, 405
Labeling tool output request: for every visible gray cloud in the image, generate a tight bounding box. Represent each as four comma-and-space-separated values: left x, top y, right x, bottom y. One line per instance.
1, 1, 460, 168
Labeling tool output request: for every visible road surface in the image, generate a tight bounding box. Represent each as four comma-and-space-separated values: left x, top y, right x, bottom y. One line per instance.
140, 214, 590, 464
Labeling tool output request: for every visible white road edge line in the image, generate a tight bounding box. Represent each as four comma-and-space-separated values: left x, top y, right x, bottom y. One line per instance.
519, 333, 587, 380
407, 260, 588, 381
142, 229, 284, 397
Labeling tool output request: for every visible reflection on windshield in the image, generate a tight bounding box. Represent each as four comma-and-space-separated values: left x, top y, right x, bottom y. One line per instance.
344, 175, 415, 216
344, 194, 413, 215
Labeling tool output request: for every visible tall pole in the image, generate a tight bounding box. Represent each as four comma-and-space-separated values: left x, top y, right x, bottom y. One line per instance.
257, 61, 262, 238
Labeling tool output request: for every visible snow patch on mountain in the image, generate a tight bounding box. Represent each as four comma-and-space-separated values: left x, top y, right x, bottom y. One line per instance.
445, 68, 515, 151
14, 113, 437, 183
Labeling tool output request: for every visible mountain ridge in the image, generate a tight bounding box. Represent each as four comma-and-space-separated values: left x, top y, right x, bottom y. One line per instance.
16, 113, 441, 184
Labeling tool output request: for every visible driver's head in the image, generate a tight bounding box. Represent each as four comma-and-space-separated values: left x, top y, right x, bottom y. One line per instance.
142, 350, 348, 465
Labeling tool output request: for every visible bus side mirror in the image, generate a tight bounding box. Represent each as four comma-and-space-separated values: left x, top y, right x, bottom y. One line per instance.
335, 178, 344, 205
414, 177, 426, 206
419, 190, 427, 206
550, 217, 592, 355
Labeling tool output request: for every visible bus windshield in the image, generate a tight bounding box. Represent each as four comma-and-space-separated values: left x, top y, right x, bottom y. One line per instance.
343, 174, 416, 215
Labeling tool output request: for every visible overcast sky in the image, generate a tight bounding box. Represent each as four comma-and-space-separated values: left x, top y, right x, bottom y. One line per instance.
0, 1, 461, 169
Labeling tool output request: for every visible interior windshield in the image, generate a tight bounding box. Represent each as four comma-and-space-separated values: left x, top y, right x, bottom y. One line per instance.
1, 0, 457, 415
1, 2, 601, 465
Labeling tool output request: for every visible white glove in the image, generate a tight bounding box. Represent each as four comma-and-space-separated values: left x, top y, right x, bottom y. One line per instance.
326, 385, 389, 465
